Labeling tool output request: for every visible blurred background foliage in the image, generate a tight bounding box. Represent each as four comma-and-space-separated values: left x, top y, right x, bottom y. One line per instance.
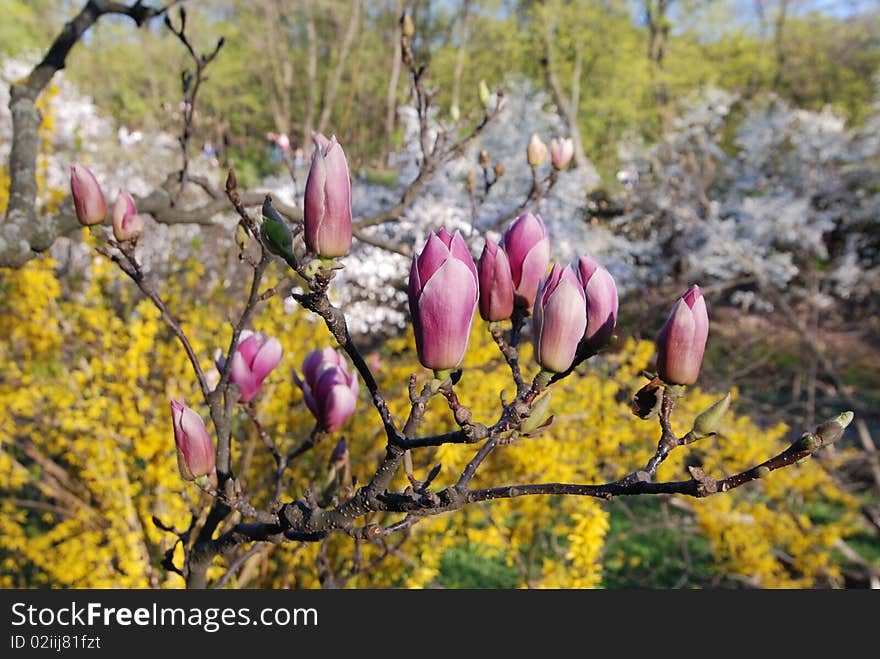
1, 0, 879, 588
3, 0, 878, 175
0, 252, 865, 588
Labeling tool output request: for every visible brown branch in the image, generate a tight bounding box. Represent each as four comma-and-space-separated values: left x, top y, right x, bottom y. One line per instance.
163, 6, 224, 201
95, 240, 210, 399
1, 0, 178, 268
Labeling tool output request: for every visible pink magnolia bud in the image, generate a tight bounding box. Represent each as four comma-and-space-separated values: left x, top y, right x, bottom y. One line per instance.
215, 330, 283, 403
656, 285, 709, 386
408, 229, 479, 371
533, 264, 587, 372
70, 164, 107, 226
293, 348, 360, 432
170, 400, 216, 481
549, 138, 574, 170
478, 240, 515, 322
576, 256, 618, 351
304, 132, 352, 258
111, 189, 143, 242
502, 213, 551, 310
526, 133, 547, 167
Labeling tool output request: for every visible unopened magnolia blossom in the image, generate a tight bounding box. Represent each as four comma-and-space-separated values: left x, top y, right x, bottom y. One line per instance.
294, 348, 360, 432
549, 138, 574, 170
304, 132, 352, 258
502, 212, 551, 311
70, 163, 107, 226
532, 264, 587, 373
111, 189, 143, 242
656, 285, 709, 386
576, 256, 619, 351
215, 330, 283, 404
478, 240, 515, 322
408, 229, 479, 371
170, 400, 216, 482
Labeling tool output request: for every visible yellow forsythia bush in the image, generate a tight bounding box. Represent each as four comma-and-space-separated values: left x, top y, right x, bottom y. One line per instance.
0, 254, 862, 588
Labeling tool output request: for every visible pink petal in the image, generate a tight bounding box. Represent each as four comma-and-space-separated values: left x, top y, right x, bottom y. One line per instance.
534, 267, 586, 372
417, 232, 452, 283
319, 382, 357, 432
230, 351, 259, 402
449, 230, 478, 284
515, 238, 551, 308
237, 333, 261, 367
303, 347, 341, 387
304, 148, 328, 254
582, 263, 618, 347
656, 298, 697, 385
414, 258, 478, 370
252, 337, 283, 384
503, 213, 548, 286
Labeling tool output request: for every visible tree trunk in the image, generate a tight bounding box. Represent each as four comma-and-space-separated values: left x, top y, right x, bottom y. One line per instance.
317, 0, 363, 137
303, 6, 318, 152
450, 0, 472, 117
540, 13, 589, 170
384, 0, 404, 163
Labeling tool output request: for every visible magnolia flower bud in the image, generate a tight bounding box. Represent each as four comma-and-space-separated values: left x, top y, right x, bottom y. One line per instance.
549, 138, 574, 170
576, 256, 618, 351
294, 348, 360, 432
526, 133, 548, 167
533, 264, 587, 373
214, 330, 283, 403
170, 400, 215, 482
70, 164, 107, 226
478, 240, 515, 322
656, 285, 709, 386
408, 229, 479, 371
111, 189, 143, 242
501, 213, 551, 311
304, 132, 352, 258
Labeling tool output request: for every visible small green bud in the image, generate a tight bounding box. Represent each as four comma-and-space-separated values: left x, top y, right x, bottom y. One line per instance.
401, 13, 415, 38
478, 79, 492, 110
664, 383, 687, 399
754, 465, 771, 479
520, 393, 552, 434
691, 392, 731, 440
797, 433, 822, 451
235, 222, 250, 253
814, 411, 854, 446
260, 196, 293, 257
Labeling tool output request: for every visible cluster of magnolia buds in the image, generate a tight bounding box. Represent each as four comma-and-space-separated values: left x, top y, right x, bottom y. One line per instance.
173, 338, 360, 483
163, 125, 712, 485
409, 212, 710, 385
408, 212, 619, 375
293, 348, 360, 432
527, 133, 574, 171
69, 164, 143, 243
